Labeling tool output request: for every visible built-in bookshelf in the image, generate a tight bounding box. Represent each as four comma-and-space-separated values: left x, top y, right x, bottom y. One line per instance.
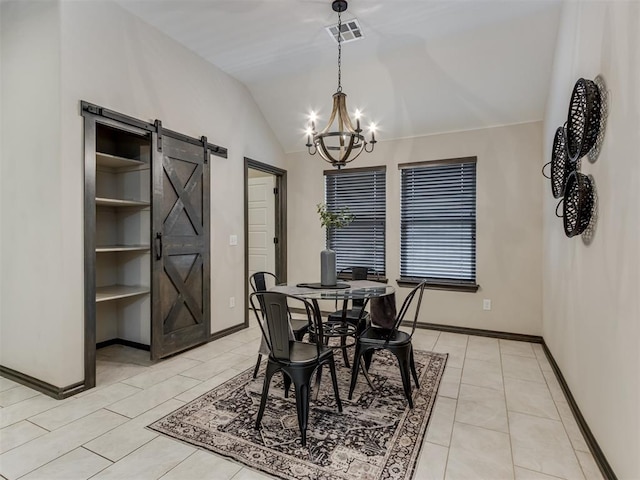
93, 123, 151, 346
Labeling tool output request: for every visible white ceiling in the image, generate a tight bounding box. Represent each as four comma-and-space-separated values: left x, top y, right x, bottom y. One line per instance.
117, 0, 563, 153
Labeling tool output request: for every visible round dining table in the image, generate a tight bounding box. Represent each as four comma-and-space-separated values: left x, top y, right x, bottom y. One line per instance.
270, 280, 395, 393
269, 280, 395, 397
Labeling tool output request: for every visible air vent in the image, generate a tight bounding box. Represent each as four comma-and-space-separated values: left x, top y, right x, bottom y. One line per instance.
325, 18, 363, 44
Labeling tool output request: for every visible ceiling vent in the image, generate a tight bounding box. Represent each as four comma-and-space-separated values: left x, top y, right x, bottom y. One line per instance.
325, 17, 363, 44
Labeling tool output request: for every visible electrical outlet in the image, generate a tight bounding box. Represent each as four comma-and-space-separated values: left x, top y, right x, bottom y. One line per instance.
483, 299, 491, 311
229, 234, 238, 246
229, 296, 236, 308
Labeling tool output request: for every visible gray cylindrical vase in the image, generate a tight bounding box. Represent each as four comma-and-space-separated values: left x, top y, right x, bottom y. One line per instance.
320, 248, 337, 286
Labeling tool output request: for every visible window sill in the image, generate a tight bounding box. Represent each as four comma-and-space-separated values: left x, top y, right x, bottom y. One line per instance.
337, 275, 388, 284
396, 278, 479, 293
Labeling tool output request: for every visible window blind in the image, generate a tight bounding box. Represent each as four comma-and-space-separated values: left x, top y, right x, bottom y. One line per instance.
325, 167, 386, 276
400, 160, 476, 283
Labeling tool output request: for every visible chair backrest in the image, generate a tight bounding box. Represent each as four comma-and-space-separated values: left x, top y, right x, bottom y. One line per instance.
351, 267, 369, 280
250, 271, 278, 293
391, 281, 427, 337
349, 266, 370, 308
249, 292, 321, 361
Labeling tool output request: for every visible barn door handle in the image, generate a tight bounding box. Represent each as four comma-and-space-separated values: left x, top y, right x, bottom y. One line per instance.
155, 232, 163, 260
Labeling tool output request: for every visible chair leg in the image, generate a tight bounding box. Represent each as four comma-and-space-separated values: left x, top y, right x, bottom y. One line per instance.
360, 361, 376, 392
294, 382, 310, 447
393, 348, 414, 409
348, 342, 363, 400
283, 373, 292, 398
255, 362, 279, 429
252, 354, 262, 379
409, 346, 420, 388
364, 350, 374, 371
340, 334, 351, 368
327, 357, 343, 412
313, 364, 323, 401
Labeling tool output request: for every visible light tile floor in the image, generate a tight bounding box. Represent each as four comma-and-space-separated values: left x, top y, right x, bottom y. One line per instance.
0, 327, 604, 480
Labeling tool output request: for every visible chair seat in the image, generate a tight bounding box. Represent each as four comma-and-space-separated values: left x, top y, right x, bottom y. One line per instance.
290, 318, 309, 335
359, 328, 411, 345
272, 341, 333, 366
327, 308, 370, 324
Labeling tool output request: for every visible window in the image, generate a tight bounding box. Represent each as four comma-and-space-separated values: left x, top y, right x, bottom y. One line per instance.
400, 157, 477, 289
325, 167, 386, 276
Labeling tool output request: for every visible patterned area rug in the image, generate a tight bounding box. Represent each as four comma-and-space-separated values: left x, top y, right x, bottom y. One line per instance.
149, 349, 447, 480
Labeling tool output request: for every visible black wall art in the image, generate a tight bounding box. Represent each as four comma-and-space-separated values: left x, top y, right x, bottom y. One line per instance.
544, 76, 608, 241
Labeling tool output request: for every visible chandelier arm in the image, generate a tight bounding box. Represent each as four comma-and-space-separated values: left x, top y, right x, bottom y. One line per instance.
337, 93, 356, 133
318, 93, 341, 136
315, 133, 365, 166
340, 132, 357, 161
315, 137, 338, 165
343, 142, 366, 163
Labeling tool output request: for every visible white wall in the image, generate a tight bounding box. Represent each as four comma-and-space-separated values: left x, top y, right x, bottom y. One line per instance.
542, 2, 640, 478
0, 0, 285, 388
286, 121, 543, 335
0, 1, 67, 386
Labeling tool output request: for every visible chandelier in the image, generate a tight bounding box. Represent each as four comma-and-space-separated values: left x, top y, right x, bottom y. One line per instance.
305, 0, 377, 169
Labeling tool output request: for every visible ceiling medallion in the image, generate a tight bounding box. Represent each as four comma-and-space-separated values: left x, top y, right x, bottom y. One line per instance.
305, 0, 377, 169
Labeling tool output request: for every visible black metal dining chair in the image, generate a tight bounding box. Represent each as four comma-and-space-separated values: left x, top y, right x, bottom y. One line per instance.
323, 266, 376, 367
249, 291, 342, 447
327, 266, 372, 327
250, 271, 309, 378
348, 281, 427, 409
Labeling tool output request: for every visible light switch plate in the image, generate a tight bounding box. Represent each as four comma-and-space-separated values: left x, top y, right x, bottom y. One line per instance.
229, 234, 238, 246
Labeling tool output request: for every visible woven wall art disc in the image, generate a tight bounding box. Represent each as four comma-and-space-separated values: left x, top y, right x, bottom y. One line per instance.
566, 78, 602, 162
550, 125, 571, 199
563, 171, 594, 237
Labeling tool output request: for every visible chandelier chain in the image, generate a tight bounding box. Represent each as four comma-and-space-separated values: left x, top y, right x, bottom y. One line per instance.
337, 9, 342, 92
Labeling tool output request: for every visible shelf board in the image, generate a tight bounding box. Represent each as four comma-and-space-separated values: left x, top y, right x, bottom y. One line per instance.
96, 197, 150, 208
96, 245, 150, 253
96, 152, 146, 169
96, 285, 150, 303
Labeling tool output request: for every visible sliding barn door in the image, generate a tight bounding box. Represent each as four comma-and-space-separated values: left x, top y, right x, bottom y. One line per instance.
152, 132, 210, 360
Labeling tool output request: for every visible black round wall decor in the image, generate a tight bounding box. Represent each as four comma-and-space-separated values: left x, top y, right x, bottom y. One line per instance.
550, 125, 572, 199
566, 78, 602, 162
563, 171, 595, 237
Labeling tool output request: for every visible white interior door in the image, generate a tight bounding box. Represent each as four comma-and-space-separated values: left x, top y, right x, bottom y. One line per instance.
248, 174, 276, 280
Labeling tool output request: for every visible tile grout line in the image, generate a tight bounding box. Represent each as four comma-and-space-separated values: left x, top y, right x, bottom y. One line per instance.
442, 333, 466, 480
499, 340, 518, 480
536, 349, 591, 480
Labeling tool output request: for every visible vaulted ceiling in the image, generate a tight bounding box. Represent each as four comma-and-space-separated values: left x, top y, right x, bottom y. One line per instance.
117, 0, 563, 153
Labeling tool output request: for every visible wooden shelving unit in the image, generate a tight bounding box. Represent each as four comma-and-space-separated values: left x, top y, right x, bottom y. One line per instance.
92, 122, 152, 348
